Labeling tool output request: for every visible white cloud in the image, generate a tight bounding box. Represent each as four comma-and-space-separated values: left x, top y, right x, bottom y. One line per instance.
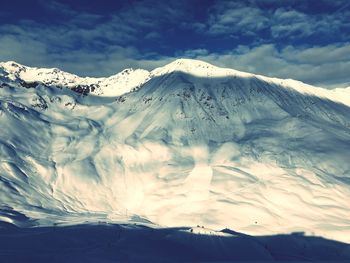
207, 6, 269, 36
281, 44, 350, 64
195, 1, 350, 40
181, 43, 350, 89
179, 49, 209, 58
0, 35, 49, 65
0, 0, 189, 76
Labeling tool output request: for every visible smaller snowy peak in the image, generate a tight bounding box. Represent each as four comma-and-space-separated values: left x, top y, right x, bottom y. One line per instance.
0, 61, 25, 72
0, 61, 88, 85
0, 61, 29, 80
0, 61, 151, 97
97, 68, 150, 96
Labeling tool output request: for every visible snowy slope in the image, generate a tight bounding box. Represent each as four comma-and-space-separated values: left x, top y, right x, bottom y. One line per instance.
0, 59, 350, 243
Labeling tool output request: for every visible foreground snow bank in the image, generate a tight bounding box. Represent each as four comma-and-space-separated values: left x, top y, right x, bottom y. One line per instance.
0, 223, 349, 262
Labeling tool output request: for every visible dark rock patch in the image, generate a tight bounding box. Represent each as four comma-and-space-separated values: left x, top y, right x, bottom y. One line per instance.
20, 81, 41, 89
71, 84, 98, 95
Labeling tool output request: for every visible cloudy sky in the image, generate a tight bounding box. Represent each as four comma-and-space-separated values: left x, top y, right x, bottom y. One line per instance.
0, 0, 349, 88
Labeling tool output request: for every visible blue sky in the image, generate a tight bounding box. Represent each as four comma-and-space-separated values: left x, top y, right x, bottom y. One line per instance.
0, 0, 349, 88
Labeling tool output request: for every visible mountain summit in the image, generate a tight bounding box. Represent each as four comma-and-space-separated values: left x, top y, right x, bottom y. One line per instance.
0, 59, 350, 243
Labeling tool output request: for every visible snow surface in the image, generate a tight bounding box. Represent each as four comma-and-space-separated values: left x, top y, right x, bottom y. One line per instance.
1, 223, 349, 262
1, 58, 350, 245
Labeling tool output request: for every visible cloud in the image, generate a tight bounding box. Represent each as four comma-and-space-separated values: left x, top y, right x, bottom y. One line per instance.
0, 34, 49, 65
49, 46, 173, 76
0, 0, 190, 75
180, 43, 350, 88
41, 0, 78, 17
270, 8, 350, 40
204, 3, 269, 36
0, 30, 173, 77
144, 31, 162, 40
281, 44, 350, 64
1, 22, 349, 89
0, 0, 349, 89
195, 1, 350, 41
179, 49, 209, 58
0, 0, 191, 48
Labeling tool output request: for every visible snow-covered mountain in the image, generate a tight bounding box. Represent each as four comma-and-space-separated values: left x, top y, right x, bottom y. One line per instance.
0, 61, 150, 96
1, 59, 350, 243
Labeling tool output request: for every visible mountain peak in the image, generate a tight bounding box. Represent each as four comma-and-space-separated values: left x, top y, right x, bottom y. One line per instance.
166, 58, 216, 68
0, 61, 26, 74
151, 58, 234, 78
1, 60, 22, 68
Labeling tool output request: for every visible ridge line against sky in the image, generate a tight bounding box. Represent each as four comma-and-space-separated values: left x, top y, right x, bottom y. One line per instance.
0, 0, 349, 89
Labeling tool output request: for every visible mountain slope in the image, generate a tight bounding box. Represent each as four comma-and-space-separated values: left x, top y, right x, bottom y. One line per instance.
0, 59, 350, 243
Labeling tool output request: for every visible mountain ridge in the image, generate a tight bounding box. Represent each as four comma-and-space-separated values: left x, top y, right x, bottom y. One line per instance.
1, 59, 349, 106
